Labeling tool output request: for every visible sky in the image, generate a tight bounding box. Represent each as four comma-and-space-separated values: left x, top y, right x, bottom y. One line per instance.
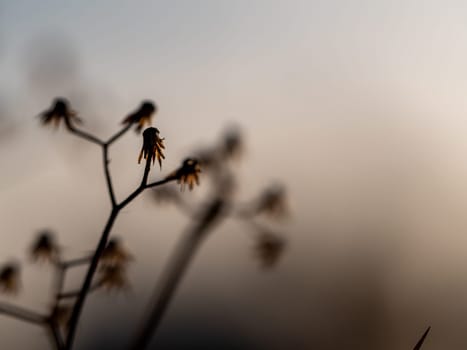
3, 1, 467, 349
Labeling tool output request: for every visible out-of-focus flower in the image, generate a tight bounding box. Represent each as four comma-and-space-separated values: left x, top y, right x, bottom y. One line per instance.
122, 101, 157, 133
0, 263, 20, 294
30, 230, 59, 263
98, 264, 130, 291
152, 186, 180, 204
50, 304, 72, 329
168, 158, 201, 191
100, 238, 133, 267
39, 98, 81, 128
138, 127, 165, 168
254, 232, 286, 268
195, 147, 219, 171
221, 126, 243, 160
255, 184, 288, 218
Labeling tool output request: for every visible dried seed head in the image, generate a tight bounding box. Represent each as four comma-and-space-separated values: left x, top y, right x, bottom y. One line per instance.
98, 264, 130, 292
138, 127, 165, 168
39, 98, 81, 128
30, 230, 59, 263
0, 263, 20, 294
254, 232, 286, 268
221, 126, 243, 160
122, 100, 157, 133
256, 184, 288, 218
100, 238, 133, 267
169, 158, 201, 191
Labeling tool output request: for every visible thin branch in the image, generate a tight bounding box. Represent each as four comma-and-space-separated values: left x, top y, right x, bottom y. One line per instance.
0, 302, 48, 325
64, 119, 104, 146
58, 281, 103, 300
48, 321, 65, 350
129, 227, 204, 350
61, 256, 93, 269
65, 209, 119, 349
103, 145, 117, 207
413, 326, 431, 350
105, 124, 132, 146
129, 198, 226, 350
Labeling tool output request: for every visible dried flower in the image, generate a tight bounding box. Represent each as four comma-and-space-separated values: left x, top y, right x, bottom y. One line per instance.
221, 126, 242, 160
50, 304, 72, 329
254, 232, 286, 268
30, 230, 59, 263
256, 184, 288, 218
100, 238, 133, 267
0, 263, 20, 294
138, 127, 165, 168
169, 158, 201, 191
122, 101, 157, 133
98, 264, 130, 291
39, 98, 81, 127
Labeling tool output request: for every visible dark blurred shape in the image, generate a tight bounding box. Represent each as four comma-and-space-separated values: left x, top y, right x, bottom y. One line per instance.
221, 125, 243, 160
139, 127, 165, 168
413, 326, 431, 350
100, 238, 133, 268
0, 262, 20, 294
122, 101, 157, 133
168, 158, 201, 191
151, 185, 181, 205
39, 97, 81, 128
30, 229, 60, 263
254, 230, 286, 268
255, 184, 288, 219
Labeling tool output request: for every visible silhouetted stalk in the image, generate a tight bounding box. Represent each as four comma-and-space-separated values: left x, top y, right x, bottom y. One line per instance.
65, 208, 119, 349
58, 281, 103, 300
103, 144, 117, 207
48, 321, 65, 350
413, 326, 431, 350
130, 198, 226, 350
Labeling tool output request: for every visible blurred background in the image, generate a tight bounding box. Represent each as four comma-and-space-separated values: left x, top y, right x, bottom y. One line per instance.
2, 0, 467, 349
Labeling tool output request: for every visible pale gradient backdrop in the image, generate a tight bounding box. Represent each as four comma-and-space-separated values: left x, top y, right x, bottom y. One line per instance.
2, 1, 467, 349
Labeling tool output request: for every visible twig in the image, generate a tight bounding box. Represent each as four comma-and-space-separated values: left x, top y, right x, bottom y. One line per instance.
0, 303, 48, 325
64, 119, 104, 146
103, 145, 117, 207
48, 321, 65, 350
413, 326, 431, 350
58, 281, 103, 300
61, 256, 93, 269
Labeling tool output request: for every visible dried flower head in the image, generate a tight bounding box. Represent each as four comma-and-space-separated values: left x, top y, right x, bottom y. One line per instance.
169, 158, 201, 191
122, 100, 157, 133
138, 127, 165, 168
39, 98, 81, 128
256, 184, 288, 218
98, 264, 130, 291
254, 232, 286, 268
50, 304, 72, 329
30, 230, 59, 263
0, 263, 20, 294
222, 126, 243, 160
100, 238, 133, 267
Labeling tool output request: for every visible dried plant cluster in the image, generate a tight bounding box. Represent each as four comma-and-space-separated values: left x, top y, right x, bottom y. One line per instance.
0, 98, 290, 350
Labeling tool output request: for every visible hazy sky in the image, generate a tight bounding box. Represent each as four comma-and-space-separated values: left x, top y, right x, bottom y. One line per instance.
3, 1, 467, 349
